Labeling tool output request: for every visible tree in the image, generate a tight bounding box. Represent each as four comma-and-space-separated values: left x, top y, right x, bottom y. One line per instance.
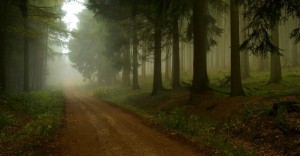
0, 0, 8, 92
69, 11, 125, 85
172, 15, 181, 89
18, 0, 30, 92
151, 1, 165, 95
238, 0, 300, 56
122, 44, 131, 86
230, 0, 244, 96
269, 25, 282, 84
88, 0, 142, 89
131, 0, 140, 89
239, 7, 250, 79
192, 0, 210, 93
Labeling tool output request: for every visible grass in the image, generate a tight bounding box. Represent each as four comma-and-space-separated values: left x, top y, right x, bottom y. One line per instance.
0, 91, 64, 155
91, 67, 300, 155
208, 67, 300, 97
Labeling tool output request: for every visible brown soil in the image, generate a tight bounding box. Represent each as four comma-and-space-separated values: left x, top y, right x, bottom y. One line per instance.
46, 89, 206, 156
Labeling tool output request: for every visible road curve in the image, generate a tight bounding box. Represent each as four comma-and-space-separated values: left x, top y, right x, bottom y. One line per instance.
52, 89, 204, 156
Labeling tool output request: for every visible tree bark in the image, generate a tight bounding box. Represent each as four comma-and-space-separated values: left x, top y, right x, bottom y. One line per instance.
20, 0, 30, 92
292, 19, 298, 66
141, 48, 147, 79
0, 30, 6, 92
230, 0, 244, 96
269, 25, 282, 84
192, 0, 210, 93
131, 2, 140, 89
240, 51, 250, 79
239, 8, 250, 79
172, 18, 181, 89
165, 47, 170, 81
151, 3, 165, 95
122, 44, 131, 86
0, 0, 8, 92
23, 20, 30, 92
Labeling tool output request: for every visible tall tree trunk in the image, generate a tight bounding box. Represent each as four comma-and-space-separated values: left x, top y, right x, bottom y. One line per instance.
0, 30, 6, 92
20, 0, 30, 92
41, 27, 49, 89
240, 51, 250, 79
151, 3, 165, 95
122, 44, 131, 86
192, 0, 210, 93
131, 1, 140, 89
23, 20, 30, 92
172, 18, 181, 89
230, 0, 244, 96
239, 7, 250, 79
269, 25, 282, 84
165, 46, 170, 81
292, 43, 298, 66
0, 0, 8, 92
292, 19, 298, 66
141, 48, 147, 79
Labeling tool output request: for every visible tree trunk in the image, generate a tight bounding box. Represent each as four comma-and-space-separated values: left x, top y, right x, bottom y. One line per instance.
141, 48, 147, 79
192, 0, 210, 93
20, 0, 30, 92
41, 27, 49, 89
23, 20, 30, 92
0, 30, 6, 92
240, 51, 250, 79
230, 0, 244, 96
131, 2, 140, 89
151, 4, 165, 95
239, 8, 250, 79
292, 43, 298, 66
269, 25, 282, 84
165, 47, 170, 81
292, 19, 298, 66
122, 44, 131, 86
172, 18, 181, 89
0, 0, 8, 92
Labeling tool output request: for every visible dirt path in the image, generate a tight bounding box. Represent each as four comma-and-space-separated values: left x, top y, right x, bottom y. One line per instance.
50, 89, 204, 156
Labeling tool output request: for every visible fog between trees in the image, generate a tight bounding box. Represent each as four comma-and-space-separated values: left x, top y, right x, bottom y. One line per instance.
0, 0, 299, 95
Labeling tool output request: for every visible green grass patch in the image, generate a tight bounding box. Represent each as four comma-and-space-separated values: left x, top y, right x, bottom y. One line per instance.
209, 67, 300, 97
0, 91, 64, 155
90, 67, 300, 155
155, 108, 255, 155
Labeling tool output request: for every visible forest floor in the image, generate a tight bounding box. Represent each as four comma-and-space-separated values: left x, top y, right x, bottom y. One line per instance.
91, 68, 300, 155
41, 88, 208, 156
119, 90, 300, 155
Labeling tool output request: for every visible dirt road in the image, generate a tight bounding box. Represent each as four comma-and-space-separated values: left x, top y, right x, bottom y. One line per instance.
50, 89, 204, 156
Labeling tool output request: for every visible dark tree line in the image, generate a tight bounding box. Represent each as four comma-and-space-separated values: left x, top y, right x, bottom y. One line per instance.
70, 0, 300, 97
0, 0, 66, 93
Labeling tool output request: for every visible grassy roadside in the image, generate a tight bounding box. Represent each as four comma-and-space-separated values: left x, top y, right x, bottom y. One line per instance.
93, 86, 254, 155
0, 91, 64, 155
92, 68, 300, 155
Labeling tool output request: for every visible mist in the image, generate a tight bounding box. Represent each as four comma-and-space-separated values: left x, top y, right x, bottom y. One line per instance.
46, 55, 85, 88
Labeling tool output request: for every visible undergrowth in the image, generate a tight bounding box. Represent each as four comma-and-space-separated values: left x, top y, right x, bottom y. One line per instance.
92, 67, 300, 155
155, 108, 254, 156
0, 91, 64, 155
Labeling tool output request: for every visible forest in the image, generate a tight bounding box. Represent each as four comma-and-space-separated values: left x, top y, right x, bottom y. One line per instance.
0, 0, 300, 155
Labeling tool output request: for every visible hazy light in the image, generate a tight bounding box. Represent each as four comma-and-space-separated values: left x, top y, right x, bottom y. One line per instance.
62, 0, 85, 31
61, 0, 85, 53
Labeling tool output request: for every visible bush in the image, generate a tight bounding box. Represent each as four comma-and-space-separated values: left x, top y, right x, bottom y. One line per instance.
93, 88, 113, 98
